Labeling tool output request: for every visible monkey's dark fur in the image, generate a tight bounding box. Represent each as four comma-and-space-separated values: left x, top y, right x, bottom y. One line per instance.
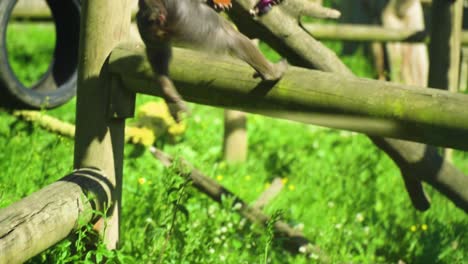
137, 0, 287, 121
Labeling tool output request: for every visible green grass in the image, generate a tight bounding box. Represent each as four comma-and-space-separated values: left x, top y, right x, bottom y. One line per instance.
1, 23, 467, 264
6, 22, 56, 87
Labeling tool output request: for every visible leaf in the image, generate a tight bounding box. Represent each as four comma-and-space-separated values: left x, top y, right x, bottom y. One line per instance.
175, 204, 190, 220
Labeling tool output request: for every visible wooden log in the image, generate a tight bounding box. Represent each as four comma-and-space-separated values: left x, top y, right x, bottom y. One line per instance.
74, 0, 132, 249
302, 23, 428, 43
10, 0, 51, 20
109, 43, 468, 150
0, 169, 112, 264
253, 178, 284, 209
302, 23, 468, 45
11, 0, 139, 21
11, 109, 173, 146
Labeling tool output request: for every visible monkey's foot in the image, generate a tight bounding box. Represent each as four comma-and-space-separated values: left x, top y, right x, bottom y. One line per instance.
250, 0, 283, 16
167, 100, 190, 123
259, 59, 288, 81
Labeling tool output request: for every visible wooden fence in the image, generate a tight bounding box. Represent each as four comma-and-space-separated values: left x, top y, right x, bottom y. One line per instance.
1, 0, 468, 263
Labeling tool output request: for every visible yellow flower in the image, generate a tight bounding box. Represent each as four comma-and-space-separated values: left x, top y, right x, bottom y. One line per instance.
421, 224, 428, 231
245, 175, 252, 181
281, 178, 289, 185
137, 101, 168, 118
288, 184, 296, 191
168, 122, 187, 136
138, 177, 147, 185
216, 175, 223, 181
410, 225, 417, 232
126, 127, 156, 146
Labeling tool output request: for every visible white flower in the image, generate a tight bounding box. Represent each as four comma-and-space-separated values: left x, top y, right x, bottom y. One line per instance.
220, 226, 228, 233
239, 218, 247, 228
298, 246, 307, 254
363, 226, 370, 235
233, 203, 242, 211
355, 213, 364, 222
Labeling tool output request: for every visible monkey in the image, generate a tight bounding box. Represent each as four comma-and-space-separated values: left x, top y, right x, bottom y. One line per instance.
136, 0, 288, 122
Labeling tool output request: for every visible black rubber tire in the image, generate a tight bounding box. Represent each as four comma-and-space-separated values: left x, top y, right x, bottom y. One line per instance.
0, 0, 80, 109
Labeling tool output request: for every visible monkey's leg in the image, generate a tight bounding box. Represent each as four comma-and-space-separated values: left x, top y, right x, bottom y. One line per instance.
228, 30, 288, 81
147, 46, 189, 122
158, 75, 189, 122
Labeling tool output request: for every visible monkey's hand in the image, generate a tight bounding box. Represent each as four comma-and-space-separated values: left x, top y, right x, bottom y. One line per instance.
246, 0, 340, 19
167, 101, 190, 123
249, 0, 283, 16
207, 0, 233, 11
256, 59, 288, 81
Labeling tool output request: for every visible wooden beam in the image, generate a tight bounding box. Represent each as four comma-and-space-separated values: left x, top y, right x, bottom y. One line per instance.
10, 0, 51, 20
302, 23, 468, 45
302, 23, 428, 43
109, 43, 468, 150
0, 170, 112, 264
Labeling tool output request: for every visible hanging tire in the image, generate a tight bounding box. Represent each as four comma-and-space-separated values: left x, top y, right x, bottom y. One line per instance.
0, 0, 80, 109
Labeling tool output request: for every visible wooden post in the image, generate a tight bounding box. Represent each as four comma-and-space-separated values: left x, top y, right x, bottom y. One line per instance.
460, 48, 468, 92
223, 110, 248, 163
382, 0, 428, 86
428, 0, 463, 160
428, 0, 463, 90
449, 0, 464, 93
74, 0, 132, 249
221, 34, 257, 164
